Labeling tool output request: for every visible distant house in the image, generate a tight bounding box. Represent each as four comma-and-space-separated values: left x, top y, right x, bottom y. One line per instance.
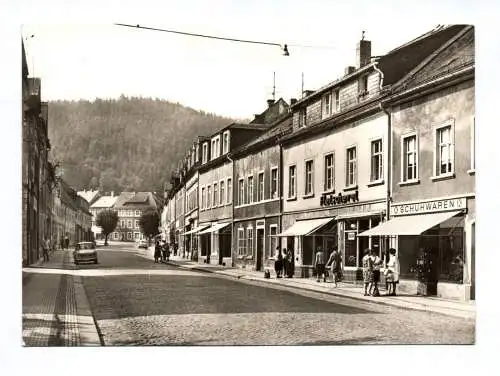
90, 194, 118, 239
77, 190, 101, 206
113, 192, 158, 241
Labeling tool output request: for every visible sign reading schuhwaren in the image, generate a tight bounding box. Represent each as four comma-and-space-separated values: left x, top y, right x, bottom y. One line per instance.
390, 198, 466, 216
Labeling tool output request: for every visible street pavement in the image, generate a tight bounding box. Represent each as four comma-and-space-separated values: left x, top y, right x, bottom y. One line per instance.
22, 243, 475, 346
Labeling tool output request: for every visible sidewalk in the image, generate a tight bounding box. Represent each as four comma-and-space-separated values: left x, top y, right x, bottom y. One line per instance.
22, 250, 101, 346
159, 254, 475, 319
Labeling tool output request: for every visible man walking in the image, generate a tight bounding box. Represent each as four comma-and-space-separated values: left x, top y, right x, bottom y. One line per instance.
314, 247, 326, 282
42, 237, 50, 262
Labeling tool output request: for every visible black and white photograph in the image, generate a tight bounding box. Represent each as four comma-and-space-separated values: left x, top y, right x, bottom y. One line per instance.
3, 0, 500, 374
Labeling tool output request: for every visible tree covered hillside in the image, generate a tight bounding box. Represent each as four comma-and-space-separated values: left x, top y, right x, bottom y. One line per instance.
48, 96, 237, 193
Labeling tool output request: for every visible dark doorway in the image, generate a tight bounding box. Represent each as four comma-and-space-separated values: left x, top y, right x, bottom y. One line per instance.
256, 229, 264, 271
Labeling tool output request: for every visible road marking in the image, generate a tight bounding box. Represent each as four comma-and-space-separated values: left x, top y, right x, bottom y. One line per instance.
22, 267, 216, 278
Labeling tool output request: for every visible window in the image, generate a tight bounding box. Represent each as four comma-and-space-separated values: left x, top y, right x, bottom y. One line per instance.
305, 160, 314, 195
288, 165, 296, 198
127, 220, 132, 229
334, 90, 340, 112
322, 92, 332, 119
239, 179, 245, 206
359, 75, 368, 97
201, 187, 206, 209
196, 144, 200, 163
223, 131, 230, 154
202, 143, 208, 163
298, 108, 307, 128
248, 176, 254, 204
207, 185, 212, 208
346, 147, 357, 187
121, 220, 125, 228
436, 125, 454, 176
135, 210, 140, 216
324, 153, 335, 191
402, 135, 418, 182
213, 182, 218, 207
470, 117, 475, 171
268, 225, 277, 260
114, 232, 118, 240
134, 232, 139, 239
370, 139, 383, 182
135, 220, 139, 229
270, 168, 278, 199
258, 172, 264, 201
247, 228, 254, 257
238, 228, 246, 256
220, 180, 225, 205
227, 178, 232, 204
127, 232, 132, 240
211, 136, 221, 160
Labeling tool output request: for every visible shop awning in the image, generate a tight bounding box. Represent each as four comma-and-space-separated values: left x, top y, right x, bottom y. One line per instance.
197, 222, 231, 234
277, 217, 334, 237
181, 225, 210, 236
358, 210, 463, 237
335, 211, 384, 220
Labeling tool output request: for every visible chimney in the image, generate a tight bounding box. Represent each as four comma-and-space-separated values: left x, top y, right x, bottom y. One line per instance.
111, 191, 114, 197
290, 98, 297, 106
344, 66, 356, 75
356, 39, 372, 68
267, 99, 275, 108
303, 90, 314, 97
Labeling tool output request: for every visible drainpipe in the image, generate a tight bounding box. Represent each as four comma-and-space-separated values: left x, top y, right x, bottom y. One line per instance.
373, 61, 385, 92
226, 153, 235, 267
278, 141, 284, 251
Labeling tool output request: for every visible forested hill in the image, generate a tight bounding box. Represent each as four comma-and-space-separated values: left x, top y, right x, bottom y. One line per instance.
48, 96, 238, 193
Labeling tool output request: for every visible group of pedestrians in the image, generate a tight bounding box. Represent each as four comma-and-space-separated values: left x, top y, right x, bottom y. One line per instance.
154, 240, 171, 263
274, 247, 294, 278
314, 247, 342, 287
362, 247, 400, 296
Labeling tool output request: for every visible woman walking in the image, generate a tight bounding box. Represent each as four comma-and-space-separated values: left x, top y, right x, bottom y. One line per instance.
282, 248, 289, 277
362, 248, 374, 296
385, 248, 400, 296
327, 248, 342, 287
154, 240, 162, 263
274, 247, 283, 278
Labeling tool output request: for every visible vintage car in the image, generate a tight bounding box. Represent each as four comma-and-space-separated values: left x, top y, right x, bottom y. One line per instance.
73, 241, 98, 265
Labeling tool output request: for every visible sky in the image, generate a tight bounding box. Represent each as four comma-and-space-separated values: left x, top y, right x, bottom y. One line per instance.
16, 0, 484, 119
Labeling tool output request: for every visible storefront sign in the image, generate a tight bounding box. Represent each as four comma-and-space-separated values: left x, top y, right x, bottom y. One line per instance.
347, 232, 356, 240
391, 198, 466, 216
320, 190, 359, 207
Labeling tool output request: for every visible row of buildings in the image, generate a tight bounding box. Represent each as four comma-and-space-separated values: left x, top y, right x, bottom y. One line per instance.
161, 25, 475, 300
22, 40, 93, 265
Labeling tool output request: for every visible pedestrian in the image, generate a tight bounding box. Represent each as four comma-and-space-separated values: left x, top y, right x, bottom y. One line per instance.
42, 237, 50, 262
327, 247, 342, 287
314, 247, 326, 282
282, 248, 288, 277
385, 248, 400, 296
383, 248, 391, 292
64, 235, 69, 249
370, 249, 382, 296
166, 243, 171, 262
362, 248, 373, 296
154, 240, 162, 263
161, 240, 168, 262
274, 247, 283, 278
286, 248, 294, 278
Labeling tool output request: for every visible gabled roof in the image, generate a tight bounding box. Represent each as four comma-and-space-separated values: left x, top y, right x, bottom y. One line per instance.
113, 192, 135, 208
77, 190, 101, 205
114, 192, 158, 210
91, 196, 118, 209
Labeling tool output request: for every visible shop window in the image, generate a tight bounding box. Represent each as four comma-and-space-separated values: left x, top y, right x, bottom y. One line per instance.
370, 139, 383, 182
238, 228, 245, 256
248, 176, 254, 204
435, 123, 454, 176
324, 153, 335, 192
268, 225, 277, 260
437, 228, 464, 282
288, 165, 297, 198
402, 134, 418, 182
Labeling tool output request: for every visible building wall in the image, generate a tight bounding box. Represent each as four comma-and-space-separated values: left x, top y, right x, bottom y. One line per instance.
391, 79, 475, 202
199, 161, 233, 223
283, 112, 388, 214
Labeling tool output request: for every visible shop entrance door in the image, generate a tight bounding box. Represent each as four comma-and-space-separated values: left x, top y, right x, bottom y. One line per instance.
256, 229, 264, 271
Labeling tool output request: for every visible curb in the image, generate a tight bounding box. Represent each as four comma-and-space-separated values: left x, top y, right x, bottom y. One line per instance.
168, 261, 475, 319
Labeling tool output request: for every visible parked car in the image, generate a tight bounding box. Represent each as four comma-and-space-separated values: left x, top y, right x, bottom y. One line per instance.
73, 241, 98, 265
136, 239, 149, 249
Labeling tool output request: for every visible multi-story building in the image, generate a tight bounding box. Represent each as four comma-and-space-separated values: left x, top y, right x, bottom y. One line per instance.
231, 106, 292, 271
360, 26, 475, 300
89, 194, 118, 239
279, 25, 467, 279
112, 192, 158, 242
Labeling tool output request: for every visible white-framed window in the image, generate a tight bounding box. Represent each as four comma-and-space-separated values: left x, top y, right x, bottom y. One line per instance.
196, 144, 200, 163
134, 232, 139, 239
201, 187, 206, 209
114, 232, 118, 240
434, 122, 454, 176
334, 90, 340, 113
470, 116, 475, 171
239, 179, 245, 206
220, 180, 225, 206
258, 172, 264, 201
288, 165, 297, 198
223, 131, 230, 154
121, 220, 125, 228
213, 182, 218, 207
299, 108, 307, 128
207, 185, 212, 209
370, 139, 383, 182
270, 167, 278, 199
248, 176, 254, 204
346, 146, 357, 187
135, 210, 140, 216
127, 232, 132, 240
127, 220, 132, 228
227, 178, 232, 204
202, 143, 208, 163
322, 92, 332, 119
324, 153, 335, 192
211, 136, 221, 160
402, 134, 418, 182
135, 220, 139, 229
238, 228, 246, 256
247, 227, 254, 257
268, 225, 278, 260
305, 159, 314, 195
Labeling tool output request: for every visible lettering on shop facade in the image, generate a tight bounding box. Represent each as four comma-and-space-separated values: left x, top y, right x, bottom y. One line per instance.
390, 198, 466, 216
320, 190, 359, 207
